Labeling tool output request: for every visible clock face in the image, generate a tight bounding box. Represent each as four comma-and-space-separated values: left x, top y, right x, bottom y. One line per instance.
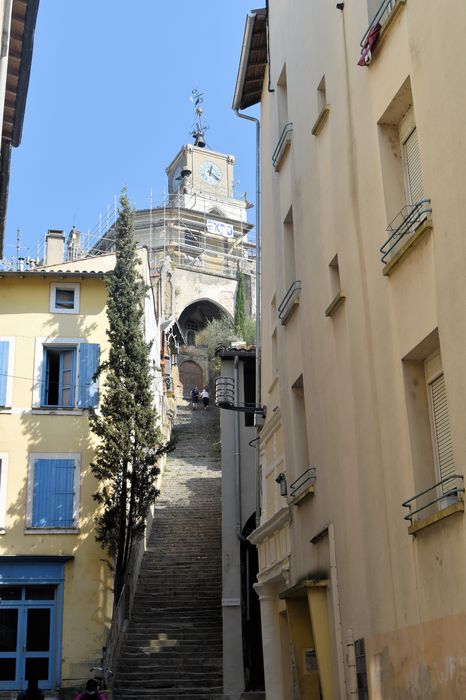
172, 166, 182, 191
199, 161, 222, 185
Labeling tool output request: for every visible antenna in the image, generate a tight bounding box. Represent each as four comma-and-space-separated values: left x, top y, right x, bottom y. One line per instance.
190, 89, 209, 148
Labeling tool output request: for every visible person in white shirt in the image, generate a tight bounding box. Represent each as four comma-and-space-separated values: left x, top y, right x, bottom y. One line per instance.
200, 387, 210, 410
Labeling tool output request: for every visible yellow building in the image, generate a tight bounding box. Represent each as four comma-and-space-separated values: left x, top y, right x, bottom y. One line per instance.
234, 2, 466, 698
0, 240, 161, 695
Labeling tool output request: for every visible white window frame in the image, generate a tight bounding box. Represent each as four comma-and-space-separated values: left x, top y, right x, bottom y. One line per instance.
26, 452, 81, 533
0, 453, 8, 531
0, 336, 15, 408
33, 337, 82, 409
50, 282, 80, 314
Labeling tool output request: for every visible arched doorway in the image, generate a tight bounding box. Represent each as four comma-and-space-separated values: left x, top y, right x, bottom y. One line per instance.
179, 360, 203, 399
178, 299, 231, 341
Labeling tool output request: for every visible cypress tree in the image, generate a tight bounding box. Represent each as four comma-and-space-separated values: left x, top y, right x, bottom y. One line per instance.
89, 189, 164, 602
234, 271, 246, 339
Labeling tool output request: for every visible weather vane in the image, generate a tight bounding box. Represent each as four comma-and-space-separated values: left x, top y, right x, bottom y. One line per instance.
190, 89, 208, 148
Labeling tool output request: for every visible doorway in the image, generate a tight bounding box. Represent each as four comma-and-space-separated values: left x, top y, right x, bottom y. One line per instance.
0, 586, 56, 690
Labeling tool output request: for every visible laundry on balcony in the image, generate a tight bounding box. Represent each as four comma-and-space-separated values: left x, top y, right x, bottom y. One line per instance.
358, 23, 382, 65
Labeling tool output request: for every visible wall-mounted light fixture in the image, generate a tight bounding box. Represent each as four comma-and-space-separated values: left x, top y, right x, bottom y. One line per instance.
215, 376, 266, 418
275, 472, 288, 497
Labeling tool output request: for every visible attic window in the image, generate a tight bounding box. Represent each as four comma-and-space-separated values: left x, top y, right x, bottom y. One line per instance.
50, 283, 80, 314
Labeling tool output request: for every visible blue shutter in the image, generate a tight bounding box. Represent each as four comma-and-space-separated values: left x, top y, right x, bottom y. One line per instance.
0, 340, 9, 406
78, 344, 100, 408
32, 458, 75, 527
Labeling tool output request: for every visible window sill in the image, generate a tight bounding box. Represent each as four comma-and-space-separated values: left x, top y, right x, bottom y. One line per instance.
290, 484, 315, 506
325, 292, 345, 317
382, 218, 432, 276
311, 105, 330, 136
25, 527, 80, 535
32, 408, 85, 416
408, 500, 464, 536
0, 407, 12, 413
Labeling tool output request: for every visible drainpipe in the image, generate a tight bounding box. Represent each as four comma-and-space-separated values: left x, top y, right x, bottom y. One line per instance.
234, 108, 261, 528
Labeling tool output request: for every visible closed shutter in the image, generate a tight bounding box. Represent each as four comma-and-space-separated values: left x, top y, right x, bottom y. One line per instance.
429, 374, 455, 486
403, 127, 424, 205
0, 341, 9, 406
32, 458, 75, 527
78, 343, 100, 408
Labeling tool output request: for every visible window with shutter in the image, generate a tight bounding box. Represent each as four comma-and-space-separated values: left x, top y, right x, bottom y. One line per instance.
28, 454, 80, 530
425, 352, 455, 491
429, 374, 455, 487
402, 127, 424, 205
78, 343, 100, 408
0, 341, 9, 406
0, 338, 14, 407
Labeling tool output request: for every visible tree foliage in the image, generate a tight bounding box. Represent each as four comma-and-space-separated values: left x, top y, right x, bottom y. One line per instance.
89, 189, 165, 602
234, 272, 247, 337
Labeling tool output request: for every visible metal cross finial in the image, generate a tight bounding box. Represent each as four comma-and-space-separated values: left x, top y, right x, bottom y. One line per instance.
190, 89, 209, 147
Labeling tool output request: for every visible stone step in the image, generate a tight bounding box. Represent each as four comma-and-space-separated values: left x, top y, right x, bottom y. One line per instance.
113, 402, 223, 699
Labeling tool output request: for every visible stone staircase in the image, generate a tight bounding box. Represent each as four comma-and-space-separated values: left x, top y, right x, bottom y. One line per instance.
113, 400, 224, 700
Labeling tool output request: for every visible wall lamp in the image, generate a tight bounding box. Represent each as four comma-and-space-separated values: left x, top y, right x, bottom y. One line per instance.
275, 472, 288, 497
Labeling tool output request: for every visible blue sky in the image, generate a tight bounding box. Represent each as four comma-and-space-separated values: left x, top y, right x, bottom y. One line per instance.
4, 0, 259, 261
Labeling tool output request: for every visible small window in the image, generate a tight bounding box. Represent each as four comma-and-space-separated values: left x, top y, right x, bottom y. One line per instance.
317, 75, 326, 113
50, 283, 80, 314
27, 453, 80, 530
41, 347, 76, 407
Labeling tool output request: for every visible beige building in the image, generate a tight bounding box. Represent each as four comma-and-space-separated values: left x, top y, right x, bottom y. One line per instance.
234, 1, 466, 698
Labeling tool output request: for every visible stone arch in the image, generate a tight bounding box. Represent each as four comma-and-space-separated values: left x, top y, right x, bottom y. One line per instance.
179, 360, 203, 398
178, 298, 232, 343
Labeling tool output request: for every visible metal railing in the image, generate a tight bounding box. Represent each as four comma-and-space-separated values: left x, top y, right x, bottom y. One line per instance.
360, 0, 402, 48
402, 474, 464, 523
380, 199, 432, 263
278, 280, 301, 323
272, 122, 293, 169
290, 467, 317, 498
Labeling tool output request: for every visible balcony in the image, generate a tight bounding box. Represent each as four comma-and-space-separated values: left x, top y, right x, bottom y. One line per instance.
402, 474, 464, 535
272, 122, 293, 171
278, 280, 301, 325
380, 199, 432, 268
359, 0, 406, 66
290, 467, 316, 506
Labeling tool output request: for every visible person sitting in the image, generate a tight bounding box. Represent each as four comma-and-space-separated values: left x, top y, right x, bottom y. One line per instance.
74, 679, 107, 700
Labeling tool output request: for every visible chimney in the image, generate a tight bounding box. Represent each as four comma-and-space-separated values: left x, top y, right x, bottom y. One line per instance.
45, 229, 65, 265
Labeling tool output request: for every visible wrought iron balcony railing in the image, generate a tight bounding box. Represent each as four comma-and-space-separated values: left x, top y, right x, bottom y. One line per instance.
278, 280, 301, 325
380, 199, 432, 264
272, 122, 293, 170
402, 474, 464, 526
290, 467, 317, 500
360, 0, 402, 49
